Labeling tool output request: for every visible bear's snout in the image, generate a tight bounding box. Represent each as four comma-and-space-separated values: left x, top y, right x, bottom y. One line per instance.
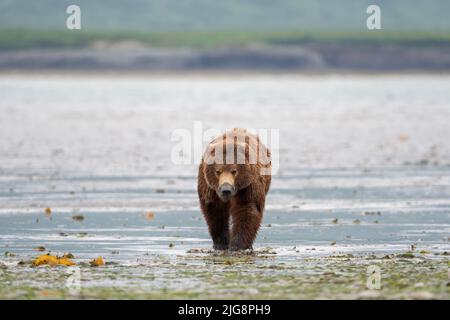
217, 183, 236, 201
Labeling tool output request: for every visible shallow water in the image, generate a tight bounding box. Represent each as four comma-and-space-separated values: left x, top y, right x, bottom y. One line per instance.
0, 73, 449, 298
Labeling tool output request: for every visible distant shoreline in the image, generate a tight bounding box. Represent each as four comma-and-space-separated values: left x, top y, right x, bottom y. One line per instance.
1, 29, 450, 71
1, 44, 450, 71
2, 69, 450, 76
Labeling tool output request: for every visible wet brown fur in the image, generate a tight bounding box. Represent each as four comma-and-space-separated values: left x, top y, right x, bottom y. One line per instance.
197, 128, 271, 251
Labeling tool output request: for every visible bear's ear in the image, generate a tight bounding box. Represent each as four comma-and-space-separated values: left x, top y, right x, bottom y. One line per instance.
203, 141, 224, 165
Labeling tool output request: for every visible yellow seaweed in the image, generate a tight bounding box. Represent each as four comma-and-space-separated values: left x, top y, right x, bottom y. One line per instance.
32, 254, 76, 267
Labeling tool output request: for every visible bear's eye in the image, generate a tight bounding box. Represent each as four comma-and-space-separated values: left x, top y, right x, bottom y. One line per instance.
215, 169, 221, 176
231, 169, 237, 175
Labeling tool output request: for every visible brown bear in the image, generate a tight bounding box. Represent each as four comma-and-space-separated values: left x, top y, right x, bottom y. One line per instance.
197, 128, 271, 251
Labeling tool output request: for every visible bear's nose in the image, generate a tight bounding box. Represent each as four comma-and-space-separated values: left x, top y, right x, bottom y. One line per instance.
219, 183, 235, 198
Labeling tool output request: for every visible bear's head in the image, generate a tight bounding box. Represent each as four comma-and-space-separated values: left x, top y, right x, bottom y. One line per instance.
202, 138, 260, 202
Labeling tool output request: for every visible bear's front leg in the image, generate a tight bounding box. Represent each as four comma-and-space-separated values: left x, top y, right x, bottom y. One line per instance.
203, 202, 230, 250
229, 202, 263, 251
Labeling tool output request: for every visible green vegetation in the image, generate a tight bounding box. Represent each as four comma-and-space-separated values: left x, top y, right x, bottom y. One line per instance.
2, 0, 450, 31
1, 251, 449, 299
1, 29, 450, 50
1, 0, 449, 51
